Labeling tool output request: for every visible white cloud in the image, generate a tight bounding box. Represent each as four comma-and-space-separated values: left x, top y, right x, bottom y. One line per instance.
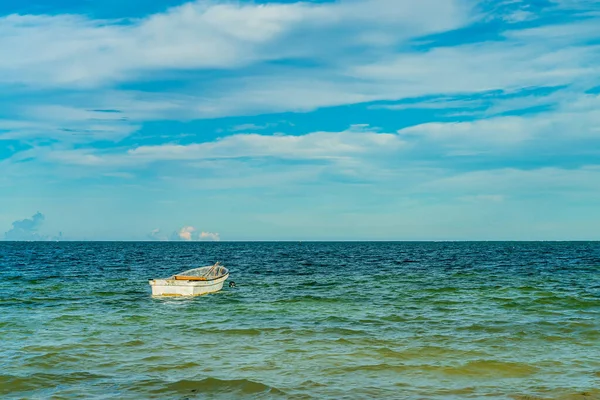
8, 88, 599, 195
0, 116, 139, 143
118, 25, 598, 120
550, 0, 600, 13
395, 91, 600, 155
398, 116, 535, 147
170, 225, 220, 241
4, 212, 45, 240
0, 0, 470, 88
160, 162, 326, 190
417, 166, 600, 197
3, 212, 63, 241
1, 0, 599, 146
348, 41, 598, 96
371, 97, 484, 111
504, 19, 600, 42
2, 0, 600, 221
104, 14, 600, 119
230, 122, 282, 132
174, 225, 196, 241
45, 125, 406, 166
0, 0, 472, 143
199, 231, 220, 241
147, 228, 168, 241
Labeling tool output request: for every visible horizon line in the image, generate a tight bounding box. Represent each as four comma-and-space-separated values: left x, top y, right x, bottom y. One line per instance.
1, 240, 599, 243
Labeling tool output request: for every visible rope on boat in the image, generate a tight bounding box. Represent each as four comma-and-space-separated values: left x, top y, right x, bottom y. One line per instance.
202, 261, 222, 278
173, 262, 223, 281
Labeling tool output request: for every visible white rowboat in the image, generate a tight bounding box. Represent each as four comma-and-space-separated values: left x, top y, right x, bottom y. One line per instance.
149, 263, 229, 297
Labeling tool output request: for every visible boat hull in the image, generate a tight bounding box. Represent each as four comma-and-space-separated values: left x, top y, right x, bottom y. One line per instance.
149, 273, 229, 297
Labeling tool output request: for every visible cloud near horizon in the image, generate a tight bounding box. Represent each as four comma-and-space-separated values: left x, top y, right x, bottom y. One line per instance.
3, 212, 55, 241
168, 226, 220, 242
146, 227, 220, 241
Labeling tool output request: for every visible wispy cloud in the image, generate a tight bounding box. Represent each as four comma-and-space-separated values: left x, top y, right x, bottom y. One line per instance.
229, 122, 287, 132
397, 90, 600, 155
2, 0, 599, 147
417, 167, 600, 198
0, 0, 470, 88
45, 125, 405, 167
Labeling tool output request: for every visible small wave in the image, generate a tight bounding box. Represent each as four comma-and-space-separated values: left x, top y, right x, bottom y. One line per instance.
395, 259, 418, 264
299, 280, 339, 288
326, 363, 409, 374
457, 323, 507, 333
425, 286, 460, 293
532, 296, 600, 309
413, 386, 477, 397
511, 389, 600, 400
333, 337, 354, 344
89, 291, 121, 297
50, 314, 87, 323
0, 372, 108, 395
319, 315, 352, 323
318, 327, 366, 336
122, 339, 145, 346
299, 380, 326, 388
145, 377, 286, 396
185, 327, 264, 336
146, 361, 201, 372
20, 353, 83, 369
356, 318, 386, 326
376, 346, 484, 360
272, 295, 345, 304
439, 360, 539, 378
381, 314, 408, 322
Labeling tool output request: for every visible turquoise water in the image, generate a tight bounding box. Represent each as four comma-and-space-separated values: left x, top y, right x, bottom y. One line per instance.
1, 242, 599, 399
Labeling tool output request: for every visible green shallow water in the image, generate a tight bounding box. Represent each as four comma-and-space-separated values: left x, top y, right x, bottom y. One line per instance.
1, 242, 599, 399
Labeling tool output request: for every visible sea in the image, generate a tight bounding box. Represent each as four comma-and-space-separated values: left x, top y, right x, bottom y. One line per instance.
1, 242, 599, 399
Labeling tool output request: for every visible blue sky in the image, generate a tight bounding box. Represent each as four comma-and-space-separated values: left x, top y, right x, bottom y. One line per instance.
1, 0, 600, 241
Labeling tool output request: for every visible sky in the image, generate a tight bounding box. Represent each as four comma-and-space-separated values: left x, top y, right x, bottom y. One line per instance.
1, 0, 600, 241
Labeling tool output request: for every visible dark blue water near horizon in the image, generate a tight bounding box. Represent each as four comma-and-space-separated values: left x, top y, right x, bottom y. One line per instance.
1, 241, 600, 399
